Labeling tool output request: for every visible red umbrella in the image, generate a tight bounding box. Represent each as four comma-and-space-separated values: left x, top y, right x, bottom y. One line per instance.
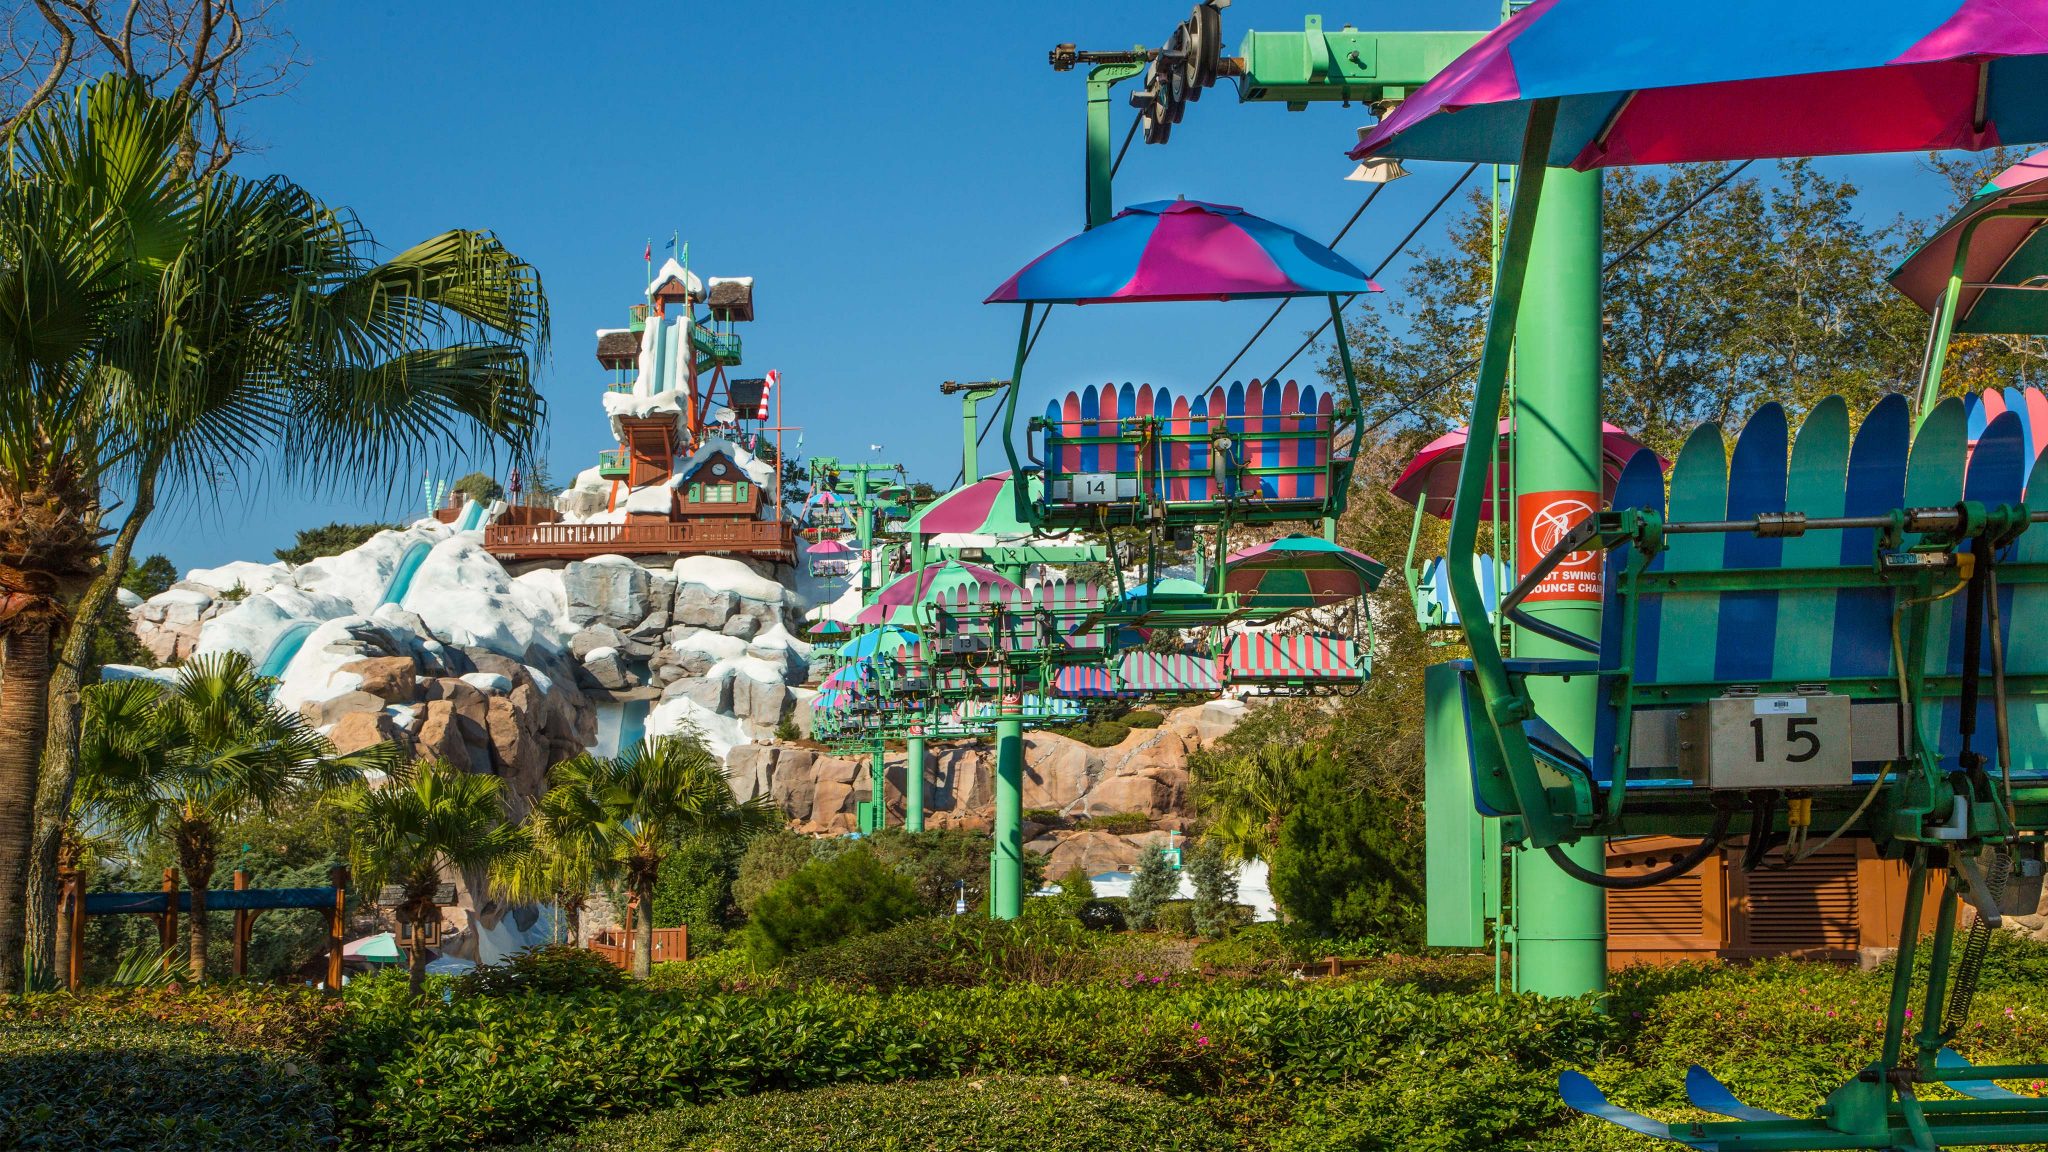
1390, 420, 1664, 520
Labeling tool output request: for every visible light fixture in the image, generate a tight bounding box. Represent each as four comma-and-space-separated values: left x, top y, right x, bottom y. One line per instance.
1345, 156, 1410, 183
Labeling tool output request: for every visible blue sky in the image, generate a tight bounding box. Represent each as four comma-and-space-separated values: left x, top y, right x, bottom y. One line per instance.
138, 0, 1959, 571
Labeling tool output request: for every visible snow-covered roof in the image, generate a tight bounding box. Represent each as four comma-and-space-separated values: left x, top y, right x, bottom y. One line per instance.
706, 276, 753, 290
646, 258, 702, 300
676, 435, 774, 488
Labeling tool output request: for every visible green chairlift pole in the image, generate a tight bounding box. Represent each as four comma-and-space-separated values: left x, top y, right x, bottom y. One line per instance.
991, 707, 1026, 918
1055, 7, 1609, 995
1506, 166, 1608, 998
905, 729, 927, 832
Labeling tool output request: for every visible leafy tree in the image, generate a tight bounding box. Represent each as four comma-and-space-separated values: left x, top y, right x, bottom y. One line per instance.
491, 782, 603, 946
1, 77, 550, 992
1268, 751, 1424, 944
452, 471, 503, 505
733, 829, 834, 915
543, 735, 778, 976
273, 522, 401, 566
650, 831, 745, 947
1186, 841, 1241, 939
333, 758, 527, 994
742, 848, 923, 964
74, 652, 381, 979
121, 555, 177, 599
865, 827, 998, 915
1124, 845, 1179, 931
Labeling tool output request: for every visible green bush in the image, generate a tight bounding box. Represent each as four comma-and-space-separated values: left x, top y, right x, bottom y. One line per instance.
1055, 720, 1134, 747
651, 831, 743, 933
1076, 898, 1127, 932
1024, 807, 1063, 824
1122, 709, 1166, 728
775, 917, 976, 991
1151, 899, 1198, 937
865, 826, 1000, 915
517, 1076, 1233, 1151
326, 977, 1617, 1148
1077, 810, 1154, 834
0, 1014, 331, 1150
643, 950, 761, 996
1268, 750, 1424, 943
1186, 840, 1240, 938
743, 848, 924, 964
457, 944, 629, 997
1272, 1056, 1565, 1152
733, 830, 833, 915
454, 470, 505, 504
1125, 845, 1179, 929
273, 521, 401, 565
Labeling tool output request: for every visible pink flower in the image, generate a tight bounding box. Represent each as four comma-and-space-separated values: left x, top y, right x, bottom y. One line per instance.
1197, 1036, 1211, 1047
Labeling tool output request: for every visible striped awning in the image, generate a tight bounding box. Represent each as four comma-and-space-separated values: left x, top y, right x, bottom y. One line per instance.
1118, 651, 1221, 693
1223, 634, 1364, 681
1055, 665, 1129, 698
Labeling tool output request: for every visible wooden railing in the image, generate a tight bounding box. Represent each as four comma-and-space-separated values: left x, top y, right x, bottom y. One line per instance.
484, 518, 793, 561
587, 925, 689, 970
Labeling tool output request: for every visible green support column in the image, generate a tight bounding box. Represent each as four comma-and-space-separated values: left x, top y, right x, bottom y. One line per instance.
1508, 165, 1607, 999
905, 732, 927, 833
864, 744, 889, 834
990, 710, 1025, 919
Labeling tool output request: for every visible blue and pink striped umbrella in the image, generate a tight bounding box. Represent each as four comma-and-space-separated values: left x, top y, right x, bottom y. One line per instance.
986, 200, 1381, 305
1352, 0, 2048, 169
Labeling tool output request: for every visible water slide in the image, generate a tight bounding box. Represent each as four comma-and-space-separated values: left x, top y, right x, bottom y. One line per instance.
257, 538, 435, 683
455, 499, 487, 531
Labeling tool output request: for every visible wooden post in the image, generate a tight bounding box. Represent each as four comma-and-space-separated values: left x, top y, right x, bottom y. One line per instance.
326, 865, 348, 992
231, 870, 250, 978
63, 869, 84, 992
160, 867, 178, 967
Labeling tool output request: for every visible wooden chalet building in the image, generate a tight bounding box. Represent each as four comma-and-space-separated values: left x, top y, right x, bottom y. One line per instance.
484, 259, 794, 565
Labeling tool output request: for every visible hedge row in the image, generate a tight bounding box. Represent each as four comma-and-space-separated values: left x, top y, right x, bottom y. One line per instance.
328, 978, 1616, 1148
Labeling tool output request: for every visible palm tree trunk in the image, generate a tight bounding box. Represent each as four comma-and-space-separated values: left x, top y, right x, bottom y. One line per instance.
404, 905, 430, 995
0, 616, 55, 994
632, 878, 654, 978
26, 470, 156, 975
178, 827, 216, 982
567, 900, 583, 948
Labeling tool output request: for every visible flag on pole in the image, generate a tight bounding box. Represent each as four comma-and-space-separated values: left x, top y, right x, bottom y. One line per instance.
642, 239, 651, 262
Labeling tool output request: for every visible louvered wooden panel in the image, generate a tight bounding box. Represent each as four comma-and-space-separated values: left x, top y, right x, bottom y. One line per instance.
1740, 855, 1858, 949
1609, 873, 1705, 936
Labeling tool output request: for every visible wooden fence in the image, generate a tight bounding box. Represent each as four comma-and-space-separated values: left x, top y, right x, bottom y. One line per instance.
587, 926, 689, 970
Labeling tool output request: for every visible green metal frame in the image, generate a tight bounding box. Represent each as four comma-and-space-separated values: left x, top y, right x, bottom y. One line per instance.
1915, 204, 2048, 425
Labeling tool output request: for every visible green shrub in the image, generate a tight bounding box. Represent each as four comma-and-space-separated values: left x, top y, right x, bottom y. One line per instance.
273, 521, 401, 565
1078, 810, 1154, 835
865, 827, 1000, 915
457, 945, 629, 998
518, 1076, 1234, 1151
1125, 845, 1179, 929
1272, 1056, 1565, 1152
772, 719, 801, 742
1055, 720, 1133, 747
1269, 750, 1424, 943
1024, 807, 1063, 824
775, 917, 976, 991
651, 831, 743, 932
643, 950, 762, 996
733, 830, 833, 915
0, 1015, 331, 1150
1186, 840, 1240, 938
326, 978, 1616, 1148
1151, 899, 1198, 937
744, 848, 923, 964
1076, 898, 1127, 932
1122, 709, 1166, 728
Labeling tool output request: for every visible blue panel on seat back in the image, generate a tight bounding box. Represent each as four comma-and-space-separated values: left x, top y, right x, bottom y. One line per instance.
1933, 412, 2026, 772
1599, 450, 1668, 785
1715, 403, 1787, 682
1831, 395, 1910, 679
1116, 383, 1138, 474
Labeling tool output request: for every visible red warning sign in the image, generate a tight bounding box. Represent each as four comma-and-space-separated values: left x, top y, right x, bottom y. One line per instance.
1517, 490, 1602, 603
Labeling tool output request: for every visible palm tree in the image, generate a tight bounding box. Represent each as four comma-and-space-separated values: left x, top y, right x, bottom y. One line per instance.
333, 758, 526, 994
492, 785, 602, 946
546, 735, 778, 977
1190, 744, 1313, 866
0, 77, 550, 991
74, 653, 386, 980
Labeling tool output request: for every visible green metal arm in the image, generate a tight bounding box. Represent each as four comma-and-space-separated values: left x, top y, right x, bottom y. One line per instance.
1915, 203, 2048, 427
1000, 304, 1036, 528
1444, 98, 1573, 849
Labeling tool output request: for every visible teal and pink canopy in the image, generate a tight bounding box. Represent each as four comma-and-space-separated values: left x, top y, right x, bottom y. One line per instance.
904, 472, 1039, 537
1351, 0, 2048, 170
1891, 148, 2048, 333
1224, 535, 1387, 612
854, 562, 1021, 626
986, 200, 1382, 305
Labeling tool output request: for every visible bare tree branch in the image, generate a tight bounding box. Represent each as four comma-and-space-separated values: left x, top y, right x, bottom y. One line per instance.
0, 2, 77, 136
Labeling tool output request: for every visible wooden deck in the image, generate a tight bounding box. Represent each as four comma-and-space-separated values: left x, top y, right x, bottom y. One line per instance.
484, 517, 794, 562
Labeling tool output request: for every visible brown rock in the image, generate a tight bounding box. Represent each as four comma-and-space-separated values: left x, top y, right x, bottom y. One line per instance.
1021, 733, 1094, 812
414, 699, 492, 773
328, 710, 405, 755
299, 691, 387, 727
342, 656, 418, 704
1035, 830, 1145, 878
1084, 768, 1188, 816
486, 696, 548, 799
421, 677, 489, 727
